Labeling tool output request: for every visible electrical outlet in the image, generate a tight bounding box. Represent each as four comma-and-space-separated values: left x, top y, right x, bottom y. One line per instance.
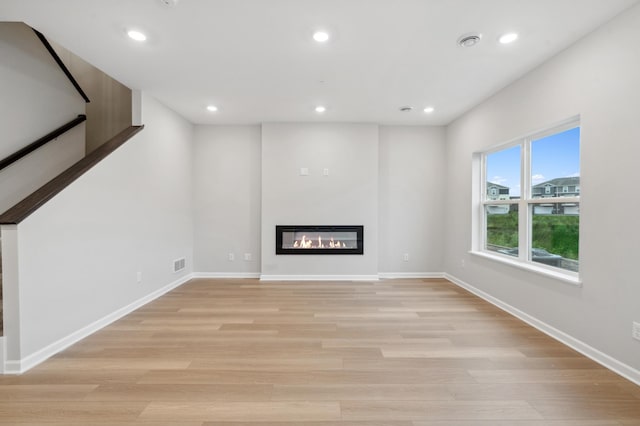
323, 168, 329, 176
244, 253, 252, 261
228, 253, 235, 261
136, 271, 142, 283
403, 253, 409, 262
633, 322, 640, 341
461, 259, 466, 268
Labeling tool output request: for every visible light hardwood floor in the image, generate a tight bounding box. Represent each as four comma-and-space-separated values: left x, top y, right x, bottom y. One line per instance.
0, 278, 638, 425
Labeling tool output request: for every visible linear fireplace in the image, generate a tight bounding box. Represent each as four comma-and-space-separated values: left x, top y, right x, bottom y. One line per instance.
276, 225, 364, 255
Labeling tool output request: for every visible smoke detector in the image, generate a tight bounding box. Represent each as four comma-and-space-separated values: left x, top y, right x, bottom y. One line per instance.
457, 33, 482, 48
159, 0, 179, 7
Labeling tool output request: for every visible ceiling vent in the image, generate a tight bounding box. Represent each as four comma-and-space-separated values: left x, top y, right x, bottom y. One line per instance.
399, 106, 413, 112
457, 33, 482, 48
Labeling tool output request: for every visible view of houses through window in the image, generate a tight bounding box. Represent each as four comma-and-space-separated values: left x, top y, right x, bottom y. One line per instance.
482, 121, 580, 273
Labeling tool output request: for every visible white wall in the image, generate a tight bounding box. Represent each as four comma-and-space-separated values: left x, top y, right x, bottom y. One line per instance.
193, 125, 262, 275
261, 123, 379, 278
192, 123, 446, 279
0, 22, 85, 214
379, 126, 446, 275
444, 5, 640, 373
1, 93, 193, 369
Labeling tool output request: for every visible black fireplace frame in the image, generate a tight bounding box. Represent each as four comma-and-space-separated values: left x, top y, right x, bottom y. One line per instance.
275, 225, 364, 255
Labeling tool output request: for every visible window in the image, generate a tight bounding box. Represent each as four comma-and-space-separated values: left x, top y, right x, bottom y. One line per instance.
480, 118, 580, 276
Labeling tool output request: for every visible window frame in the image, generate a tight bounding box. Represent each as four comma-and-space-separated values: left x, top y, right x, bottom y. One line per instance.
475, 117, 581, 284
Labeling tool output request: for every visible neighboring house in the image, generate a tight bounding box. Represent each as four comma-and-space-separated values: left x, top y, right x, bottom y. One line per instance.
486, 182, 510, 200
532, 176, 580, 198
532, 176, 580, 215
486, 182, 510, 214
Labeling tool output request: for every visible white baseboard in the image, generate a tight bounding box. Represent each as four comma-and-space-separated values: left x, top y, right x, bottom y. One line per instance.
378, 272, 446, 279
444, 273, 640, 386
192, 272, 261, 279
260, 274, 379, 282
0, 337, 5, 374
4, 273, 194, 375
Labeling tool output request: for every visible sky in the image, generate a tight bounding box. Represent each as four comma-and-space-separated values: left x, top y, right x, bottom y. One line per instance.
487, 127, 580, 197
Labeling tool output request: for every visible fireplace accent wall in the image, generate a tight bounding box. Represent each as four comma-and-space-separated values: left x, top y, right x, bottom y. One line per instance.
276, 225, 364, 255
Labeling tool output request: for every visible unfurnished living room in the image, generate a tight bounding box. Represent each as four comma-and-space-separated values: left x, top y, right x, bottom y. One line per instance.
0, 0, 639, 424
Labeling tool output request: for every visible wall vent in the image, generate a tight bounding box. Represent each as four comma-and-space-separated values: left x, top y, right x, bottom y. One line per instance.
173, 257, 186, 273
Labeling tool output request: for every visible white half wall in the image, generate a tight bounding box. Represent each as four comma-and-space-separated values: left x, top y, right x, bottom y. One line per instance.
261, 123, 379, 277
193, 125, 262, 274
1, 93, 194, 369
0, 124, 85, 214
378, 126, 446, 274
444, 4, 640, 372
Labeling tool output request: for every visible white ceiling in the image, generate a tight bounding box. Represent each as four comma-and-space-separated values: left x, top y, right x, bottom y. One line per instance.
2, 0, 638, 125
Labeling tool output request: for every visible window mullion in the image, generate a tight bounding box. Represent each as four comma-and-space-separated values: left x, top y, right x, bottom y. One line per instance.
520, 139, 531, 262
480, 153, 487, 251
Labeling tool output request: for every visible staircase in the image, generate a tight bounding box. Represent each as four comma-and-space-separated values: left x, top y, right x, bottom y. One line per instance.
0, 21, 139, 374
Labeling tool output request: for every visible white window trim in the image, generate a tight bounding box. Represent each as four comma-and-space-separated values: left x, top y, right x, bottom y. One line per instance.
473, 116, 580, 285
470, 250, 582, 286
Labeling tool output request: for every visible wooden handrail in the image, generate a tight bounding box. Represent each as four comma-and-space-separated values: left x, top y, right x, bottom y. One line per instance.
0, 125, 144, 224
32, 29, 90, 103
0, 115, 87, 173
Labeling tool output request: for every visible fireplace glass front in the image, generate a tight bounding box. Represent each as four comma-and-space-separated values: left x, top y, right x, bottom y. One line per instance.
275, 225, 364, 255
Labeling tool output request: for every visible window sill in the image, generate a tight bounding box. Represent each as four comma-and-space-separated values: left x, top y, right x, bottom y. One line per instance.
469, 250, 582, 287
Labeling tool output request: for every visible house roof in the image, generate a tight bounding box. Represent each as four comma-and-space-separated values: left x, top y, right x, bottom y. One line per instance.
533, 176, 580, 188
487, 182, 510, 190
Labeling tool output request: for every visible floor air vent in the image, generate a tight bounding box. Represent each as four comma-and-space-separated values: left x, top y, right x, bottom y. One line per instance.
173, 257, 186, 273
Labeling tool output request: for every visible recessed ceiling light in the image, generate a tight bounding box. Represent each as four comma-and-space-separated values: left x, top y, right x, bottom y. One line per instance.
457, 33, 482, 48
206, 105, 218, 112
313, 31, 330, 43
423, 106, 435, 114
499, 33, 518, 44
127, 30, 147, 42
315, 105, 326, 113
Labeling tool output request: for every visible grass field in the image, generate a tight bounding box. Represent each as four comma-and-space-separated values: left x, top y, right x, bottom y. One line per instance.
487, 211, 579, 260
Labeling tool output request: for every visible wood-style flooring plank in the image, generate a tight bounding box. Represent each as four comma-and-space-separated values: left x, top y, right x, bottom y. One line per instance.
468, 368, 626, 383
0, 423, 204, 426
201, 423, 412, 426
529, 399, 640, 420
0, 401, 147, 422
270, 384, 454, 401
0, 384, 97, 401
340, 400, 543, 421
200, 422, 412, 426
84, 383, 273, 402
411, 421, 622, 426
139, 401, 341, 421
447, 382, 638, 401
